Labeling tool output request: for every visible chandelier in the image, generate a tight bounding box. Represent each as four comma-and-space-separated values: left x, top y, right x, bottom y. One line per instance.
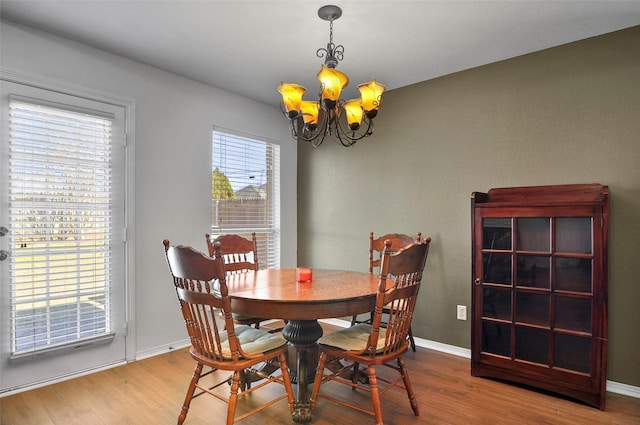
278, 5, 386, 147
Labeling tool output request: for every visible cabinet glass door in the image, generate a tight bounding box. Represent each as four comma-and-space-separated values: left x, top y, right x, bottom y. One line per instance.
479, 214, 596, 371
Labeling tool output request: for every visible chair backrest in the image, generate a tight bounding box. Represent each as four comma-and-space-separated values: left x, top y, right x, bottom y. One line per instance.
205, 233, 259, 273
163, 239, 248, 362
369, 231, 422, 273
367, 237, 431, 356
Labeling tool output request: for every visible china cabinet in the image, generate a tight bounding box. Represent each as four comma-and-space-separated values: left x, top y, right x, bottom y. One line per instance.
471, 184, 608, 409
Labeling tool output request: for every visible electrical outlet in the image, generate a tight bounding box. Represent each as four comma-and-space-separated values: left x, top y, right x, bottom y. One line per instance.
457, 305, 467, 321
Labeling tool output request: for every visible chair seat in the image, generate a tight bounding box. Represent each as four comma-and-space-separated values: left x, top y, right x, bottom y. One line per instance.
219, 325, 286, 358
318, 323, 387, 353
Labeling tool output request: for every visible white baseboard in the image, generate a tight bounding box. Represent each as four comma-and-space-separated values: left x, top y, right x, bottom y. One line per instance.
319, 318, 639, 399
135, 339, 191, 361
606, 381, 640, 398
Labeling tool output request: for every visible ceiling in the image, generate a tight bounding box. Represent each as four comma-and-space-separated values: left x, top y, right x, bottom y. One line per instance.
1, 1, 639, 107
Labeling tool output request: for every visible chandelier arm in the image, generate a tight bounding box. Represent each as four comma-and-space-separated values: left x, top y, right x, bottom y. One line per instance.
332, 113, 375, 145
334, 130, 357, 147
287, 114, 330, 146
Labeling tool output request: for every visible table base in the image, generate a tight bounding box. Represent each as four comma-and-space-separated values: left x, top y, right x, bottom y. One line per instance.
282, 319, 323, 424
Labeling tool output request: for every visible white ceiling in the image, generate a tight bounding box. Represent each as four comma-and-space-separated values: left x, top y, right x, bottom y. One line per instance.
1, 1, 639, 107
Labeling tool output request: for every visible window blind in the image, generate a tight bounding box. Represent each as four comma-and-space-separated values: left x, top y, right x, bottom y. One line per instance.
212, 129, 280, 269
8, 98, 114, 355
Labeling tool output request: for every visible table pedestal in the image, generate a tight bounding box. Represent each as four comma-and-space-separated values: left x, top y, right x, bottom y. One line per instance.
282, 319, 323, 424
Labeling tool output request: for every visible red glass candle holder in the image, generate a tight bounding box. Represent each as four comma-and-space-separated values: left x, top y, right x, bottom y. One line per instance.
296, 267, 313, 283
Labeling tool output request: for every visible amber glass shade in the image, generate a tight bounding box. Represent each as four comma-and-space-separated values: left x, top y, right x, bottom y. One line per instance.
317, 65, 349, 109
358, 79, 386, 112
278, 83, 306, 118
300, 101, 320, 130
344, 99, 364, 130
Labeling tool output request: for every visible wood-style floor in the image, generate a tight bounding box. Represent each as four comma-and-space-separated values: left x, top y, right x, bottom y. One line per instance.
2, 325, 639, 425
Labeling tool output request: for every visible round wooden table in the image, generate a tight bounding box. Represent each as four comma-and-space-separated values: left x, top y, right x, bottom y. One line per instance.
226, 268, 381, 424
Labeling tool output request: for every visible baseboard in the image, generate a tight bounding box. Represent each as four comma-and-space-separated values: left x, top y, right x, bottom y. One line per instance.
606, 381, 640, 398
135, 339, 191, 361
319, 318, 639, 399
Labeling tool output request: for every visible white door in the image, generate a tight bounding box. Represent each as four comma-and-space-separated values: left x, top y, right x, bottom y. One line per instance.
0, 81, 128, 393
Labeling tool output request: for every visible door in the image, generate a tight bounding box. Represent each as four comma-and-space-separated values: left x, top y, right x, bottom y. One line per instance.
0, 81, 127, 393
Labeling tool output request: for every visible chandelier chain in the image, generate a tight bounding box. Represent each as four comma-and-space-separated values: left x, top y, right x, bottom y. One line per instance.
329, 19, 334, 46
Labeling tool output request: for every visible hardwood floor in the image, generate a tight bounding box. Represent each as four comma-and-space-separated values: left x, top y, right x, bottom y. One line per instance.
2, 328, 639, 425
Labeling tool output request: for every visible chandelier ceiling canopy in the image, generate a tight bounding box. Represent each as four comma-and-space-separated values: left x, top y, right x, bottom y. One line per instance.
278, 5, 386, 147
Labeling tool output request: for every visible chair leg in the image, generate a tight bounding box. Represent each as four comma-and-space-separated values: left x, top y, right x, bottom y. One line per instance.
278, 353, 296, 413
310, 352, 328, 410
408, 326, 416, 352
398, 358, 419, 416
241, 369, 251, 391
178, 362, 203, 425
351, 362, 360, 391
226, 370, 242, 425
367, 365, 383, 425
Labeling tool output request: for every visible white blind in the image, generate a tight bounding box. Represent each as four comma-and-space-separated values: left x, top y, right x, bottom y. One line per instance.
8, 98, 114, 355
212, 129, 280, 269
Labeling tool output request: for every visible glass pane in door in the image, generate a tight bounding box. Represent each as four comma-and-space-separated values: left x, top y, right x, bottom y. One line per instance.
555, 258, 592, 293
516, 255, 550, 288
517, 218, 550, 252
482, 321, 511, 357
556, 218, 592, 254
483, 253, 512, 284
554, 334, 591, 373
555, 297, 592, 333
516, 292, 549, 326
483, 218, 511, 250
516, 326, 549, 365
483, 287, 511, 320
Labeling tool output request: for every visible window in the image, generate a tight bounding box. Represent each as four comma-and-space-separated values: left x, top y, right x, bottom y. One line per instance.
211, 128, 280, 269
8, 98, 116, 355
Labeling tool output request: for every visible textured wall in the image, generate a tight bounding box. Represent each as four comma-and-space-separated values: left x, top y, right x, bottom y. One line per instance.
297, 26, 640, 386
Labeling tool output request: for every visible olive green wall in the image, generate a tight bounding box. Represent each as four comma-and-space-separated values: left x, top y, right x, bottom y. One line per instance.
297, 26, 640, 387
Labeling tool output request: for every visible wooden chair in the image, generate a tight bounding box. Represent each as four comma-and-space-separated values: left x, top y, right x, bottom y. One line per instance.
205, 233, 278, 331
369, 232, 421, 273
311, 238, 431, 424
352, 231, 422, 351
206, 233, 260, 273
163, 239, 294, 425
